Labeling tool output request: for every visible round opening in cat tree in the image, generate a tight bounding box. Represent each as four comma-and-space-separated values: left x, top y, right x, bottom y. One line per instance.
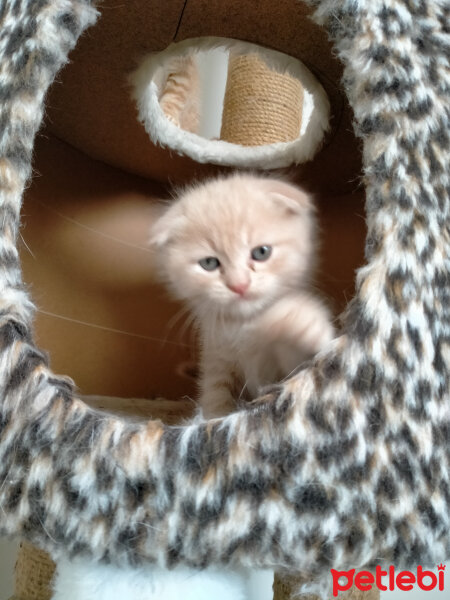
130, 37, 330, 169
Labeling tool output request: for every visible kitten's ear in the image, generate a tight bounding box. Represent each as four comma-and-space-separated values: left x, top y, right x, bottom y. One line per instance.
149, 205, 184, 247
266, 180, 312, 215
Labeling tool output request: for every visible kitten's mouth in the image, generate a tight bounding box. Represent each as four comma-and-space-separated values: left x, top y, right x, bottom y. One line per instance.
230, 292, 252, 302
228, 293, 263, 308
221, 295, 268, 319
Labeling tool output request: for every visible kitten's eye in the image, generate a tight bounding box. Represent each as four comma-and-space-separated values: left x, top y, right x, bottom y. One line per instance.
199, 256, 220, 271
251, 245, 272, 261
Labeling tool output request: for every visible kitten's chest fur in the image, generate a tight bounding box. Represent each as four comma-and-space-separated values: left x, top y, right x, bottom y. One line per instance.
199, 313, 285, 399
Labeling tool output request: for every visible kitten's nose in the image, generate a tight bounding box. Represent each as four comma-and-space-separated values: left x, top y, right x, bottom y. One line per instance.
227, 281, 250, 296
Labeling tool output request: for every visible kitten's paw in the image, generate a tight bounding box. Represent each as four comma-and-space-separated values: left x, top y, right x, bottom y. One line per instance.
298, 308, 335, 353
263, 293, 334, 349
199, 392, 238, 419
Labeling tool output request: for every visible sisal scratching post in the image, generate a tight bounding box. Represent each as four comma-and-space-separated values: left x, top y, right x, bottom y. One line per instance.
273, 573, 380, 600
12, 542, 56, 600
220, 53, 304, 146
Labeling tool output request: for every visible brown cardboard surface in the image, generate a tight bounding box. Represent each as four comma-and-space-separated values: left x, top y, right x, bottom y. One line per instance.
21, 133, 365, 398
45, 0, 362, 194
316, 190, 366, 313
45, 0, 218, 185
176, 0, 340, 83
22, 134, 197, 400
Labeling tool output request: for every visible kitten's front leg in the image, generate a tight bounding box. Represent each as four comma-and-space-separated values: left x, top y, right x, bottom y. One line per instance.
198, 383, 238, 419
198, 351, 241, 419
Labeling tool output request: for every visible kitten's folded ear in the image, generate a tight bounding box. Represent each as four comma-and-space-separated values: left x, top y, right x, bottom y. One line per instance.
149, 204, 184, 247
265, 180, 312, 216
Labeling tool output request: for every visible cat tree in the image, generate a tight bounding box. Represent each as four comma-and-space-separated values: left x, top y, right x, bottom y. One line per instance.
1, 0, 449, 599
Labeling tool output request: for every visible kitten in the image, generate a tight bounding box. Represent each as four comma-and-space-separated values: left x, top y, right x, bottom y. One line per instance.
158, 55, 200, 133
151, 173, 334, 418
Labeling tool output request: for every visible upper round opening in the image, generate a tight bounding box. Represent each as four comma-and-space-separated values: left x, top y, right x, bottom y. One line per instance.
130, 37, 330, 170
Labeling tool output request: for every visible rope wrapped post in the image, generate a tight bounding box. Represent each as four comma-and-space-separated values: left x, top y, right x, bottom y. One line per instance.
220, 53, 304, 146
12, 542, 55, 600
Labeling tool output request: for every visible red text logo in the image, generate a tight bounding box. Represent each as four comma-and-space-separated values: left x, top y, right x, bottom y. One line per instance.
330, 564, 446, 596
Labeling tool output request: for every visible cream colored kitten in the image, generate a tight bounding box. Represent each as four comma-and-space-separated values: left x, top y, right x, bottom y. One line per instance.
151, 173, 334, 418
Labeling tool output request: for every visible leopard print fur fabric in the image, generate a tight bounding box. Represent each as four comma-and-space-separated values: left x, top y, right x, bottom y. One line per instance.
0, 0, 448, 580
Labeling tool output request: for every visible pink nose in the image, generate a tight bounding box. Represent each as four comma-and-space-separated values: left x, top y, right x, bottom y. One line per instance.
227, 281, 249, 296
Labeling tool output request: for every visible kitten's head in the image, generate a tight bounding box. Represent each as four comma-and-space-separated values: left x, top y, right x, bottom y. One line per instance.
151, 173, 316, 318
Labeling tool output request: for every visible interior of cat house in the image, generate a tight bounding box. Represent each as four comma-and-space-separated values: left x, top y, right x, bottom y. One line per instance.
3, 0, 449, 599
22, 1, 365, 405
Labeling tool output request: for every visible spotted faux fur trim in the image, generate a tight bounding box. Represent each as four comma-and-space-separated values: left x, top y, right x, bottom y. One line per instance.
0, 0, 448, 580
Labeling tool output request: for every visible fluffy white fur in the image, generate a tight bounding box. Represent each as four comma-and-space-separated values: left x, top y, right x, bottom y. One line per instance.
130, 37, 330, 169
52, 560, 274, 600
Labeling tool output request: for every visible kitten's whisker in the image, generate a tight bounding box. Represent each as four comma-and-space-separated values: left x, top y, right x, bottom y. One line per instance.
237, 380, 248, 402
166, 305, 190, 330
160, 305, 193, 349
179, 310, 197, 346
281, 364, 303, 382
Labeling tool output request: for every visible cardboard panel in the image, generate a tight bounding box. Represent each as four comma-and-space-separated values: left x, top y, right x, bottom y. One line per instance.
176, 0, 338, 82
45, 0, 361, 194
22, 134, 197, 400
45, 0, 217, 185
